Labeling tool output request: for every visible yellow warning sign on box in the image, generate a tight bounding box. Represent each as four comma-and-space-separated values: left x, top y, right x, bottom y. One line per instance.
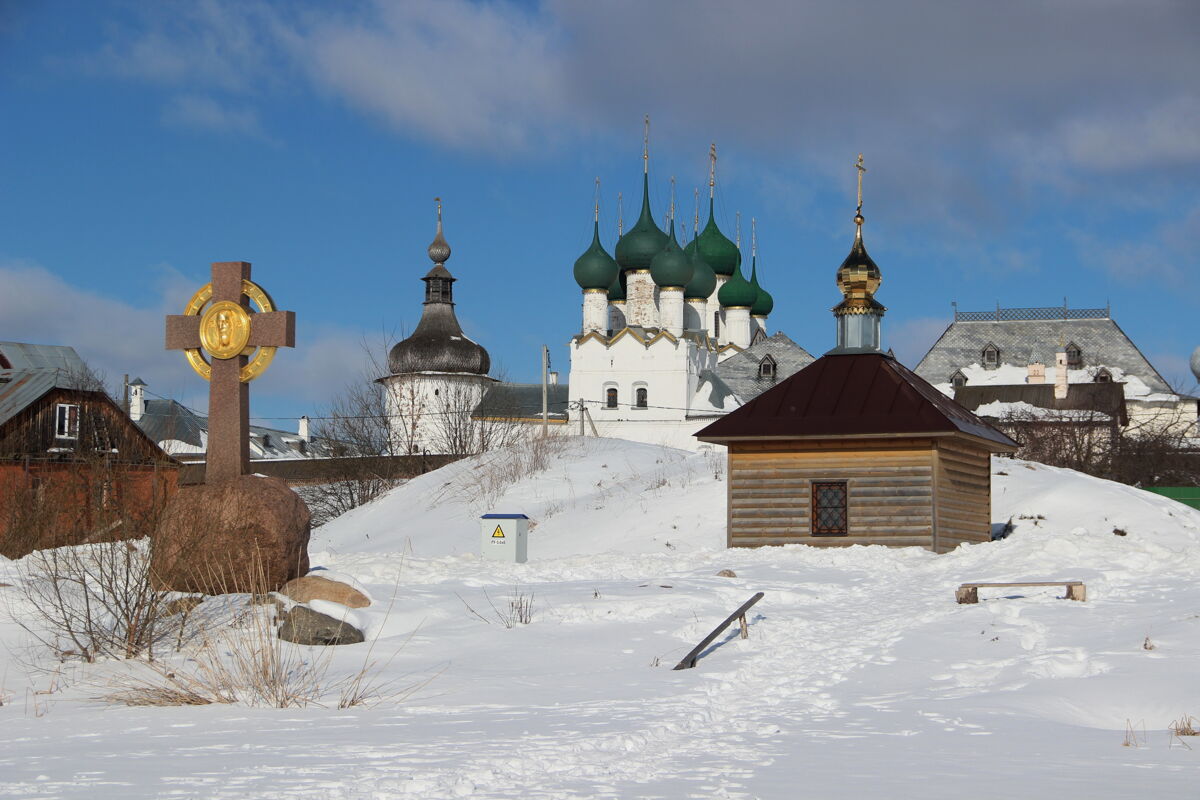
492, 525, 505, 539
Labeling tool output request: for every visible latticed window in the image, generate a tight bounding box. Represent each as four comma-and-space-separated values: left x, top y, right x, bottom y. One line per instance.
635, 387, 648, 408
605, 387, 618, 408
759, 356, 777, 379
950, 371, 967, 389
982, 344, 1000, 369
714, 311, 721, 338
811, 481, 848, 536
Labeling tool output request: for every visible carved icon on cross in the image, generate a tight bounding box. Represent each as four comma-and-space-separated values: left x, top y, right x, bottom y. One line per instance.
166, 261, 295, 483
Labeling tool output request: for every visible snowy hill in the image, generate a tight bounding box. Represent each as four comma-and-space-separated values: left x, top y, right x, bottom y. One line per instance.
2, 436, 1199, 798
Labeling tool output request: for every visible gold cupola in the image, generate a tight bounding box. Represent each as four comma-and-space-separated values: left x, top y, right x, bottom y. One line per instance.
829, 154, 887, 354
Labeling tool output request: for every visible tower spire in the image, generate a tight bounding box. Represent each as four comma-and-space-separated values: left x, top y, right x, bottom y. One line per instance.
708, 143, 717, 200
736, 211, 742, 251
642, 114, 650, 175
594, 177, 601, 223
669, 176, 676, 223
751, 217, 757, 258
693, 187, 700, 235
854, 153, 866, 238
617, 191, 624, 236
831, 153, 885, 354
428, 196, 451, 265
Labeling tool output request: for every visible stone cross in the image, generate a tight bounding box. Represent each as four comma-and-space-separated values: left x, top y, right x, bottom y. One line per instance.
165, 261, 295, 483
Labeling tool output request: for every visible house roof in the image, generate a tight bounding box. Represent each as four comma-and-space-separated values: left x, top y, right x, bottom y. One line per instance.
915, 312, 1171, 394
696, 352, 1018, 449
0, 370, 76, 428
0, 342, 88, 373
715, 332, 815, 402
472, 382, 570, 422
135, 398, 320, 458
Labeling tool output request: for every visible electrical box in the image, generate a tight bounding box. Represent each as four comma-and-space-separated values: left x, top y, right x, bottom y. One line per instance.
480, 513, 529, 563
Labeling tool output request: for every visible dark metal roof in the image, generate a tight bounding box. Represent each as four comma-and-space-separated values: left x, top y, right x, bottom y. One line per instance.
955, 382, 1128, 426
135, 397, 323, 458
472, 382, 569, 421
915, 315, 1171, 393
716, 332, 815, 402
697, 352, 1018, 449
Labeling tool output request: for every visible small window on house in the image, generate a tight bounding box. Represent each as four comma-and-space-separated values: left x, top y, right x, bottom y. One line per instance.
759, 355, 777, 380
635, 387, 648, 409
54, 403, 80, 439
982, 344, 1000, 369
605, 387, 618, 408
950, 371, 967, 389
811, 481, 848, 536
262, 434, 272, 449
1066, 343, 1083, 369
1094, 368, 1112, 383
714, 311, 721, 338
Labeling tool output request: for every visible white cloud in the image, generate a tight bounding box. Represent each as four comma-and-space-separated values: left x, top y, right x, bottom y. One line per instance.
161, 94, 267, 138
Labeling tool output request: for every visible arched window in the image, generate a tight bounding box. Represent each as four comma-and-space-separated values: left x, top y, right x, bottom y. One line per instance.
759, 355, 777, 380
982, 343, 1000, 369
950, 370, 967, 389
635, 386, 648, 409
1066, 342, 1083, 369
605, 387, 618, 408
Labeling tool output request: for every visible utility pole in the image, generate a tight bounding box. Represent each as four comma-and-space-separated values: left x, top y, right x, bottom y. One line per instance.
541, 345, 549, 437
122, 373, 130, 416
578, 400, 585, 436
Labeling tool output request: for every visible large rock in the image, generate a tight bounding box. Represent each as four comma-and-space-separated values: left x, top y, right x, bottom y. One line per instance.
278, 605, 364, 646
280, 575, 370, 608
151, 475, 310, 594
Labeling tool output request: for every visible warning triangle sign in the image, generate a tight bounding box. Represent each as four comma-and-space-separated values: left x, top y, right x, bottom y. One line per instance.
491, 525, 506, 539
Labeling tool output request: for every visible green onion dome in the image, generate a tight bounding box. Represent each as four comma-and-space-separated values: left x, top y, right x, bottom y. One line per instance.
694, 198, 739, 276
717, 258, 758, 308
573, 220, 620, 290
749, 256, 774, 316
684, 237, 717, 300
615, 174, 668, 271
649, 219, 692, 289
607, 266, 627, 302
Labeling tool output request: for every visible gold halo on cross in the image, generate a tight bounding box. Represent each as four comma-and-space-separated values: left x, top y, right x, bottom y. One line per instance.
181, 279, 279, 382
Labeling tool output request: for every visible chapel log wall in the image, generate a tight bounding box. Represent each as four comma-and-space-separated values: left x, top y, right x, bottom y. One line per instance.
932, 438, 993, 552
727, 438, 936, 550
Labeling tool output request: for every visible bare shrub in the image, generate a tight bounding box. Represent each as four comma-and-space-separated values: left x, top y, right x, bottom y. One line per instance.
8, 539, 182, 662
485, 586, 534, 629
431, 431, 570, 509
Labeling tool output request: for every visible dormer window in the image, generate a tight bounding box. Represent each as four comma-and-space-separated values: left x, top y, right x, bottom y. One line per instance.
950, 370, 967, 389
759, 355, 777, 380
1066, 342, 1083, 369
982, 344, 1000, 369
261, 434, 271, 449
1094, 367, 1112, 383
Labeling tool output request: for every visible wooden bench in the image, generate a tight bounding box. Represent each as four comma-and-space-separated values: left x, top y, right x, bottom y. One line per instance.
956, 581, 1086, 604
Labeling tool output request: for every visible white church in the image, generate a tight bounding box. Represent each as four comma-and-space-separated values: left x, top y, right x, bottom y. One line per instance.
378, 139, 813, 454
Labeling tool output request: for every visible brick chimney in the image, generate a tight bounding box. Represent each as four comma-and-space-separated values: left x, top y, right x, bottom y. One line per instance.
298, 415, 310, 441
1054, 348, 1069, 400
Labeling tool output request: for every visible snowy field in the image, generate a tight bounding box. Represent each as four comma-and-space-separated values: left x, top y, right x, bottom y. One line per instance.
2, 436, 1199, 798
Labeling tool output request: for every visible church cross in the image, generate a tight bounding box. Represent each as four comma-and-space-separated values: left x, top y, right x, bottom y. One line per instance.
165, 261, 295, 483
855, 153, 866, 213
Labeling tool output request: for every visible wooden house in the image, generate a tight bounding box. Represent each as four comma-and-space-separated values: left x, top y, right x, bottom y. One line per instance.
0, 342, 177, 557
695, 168, 1017, 553
696, 352, 1017, 552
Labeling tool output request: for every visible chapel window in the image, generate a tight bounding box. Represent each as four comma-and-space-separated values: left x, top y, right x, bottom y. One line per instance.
812, 481, 848, 536
714, 312, 721, 339
605, 387, 618, 409
982, 344, 1000, 369
635, 387, 648, 409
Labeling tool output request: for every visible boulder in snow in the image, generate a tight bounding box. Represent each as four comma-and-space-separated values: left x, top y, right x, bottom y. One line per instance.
278, 605, 364, 646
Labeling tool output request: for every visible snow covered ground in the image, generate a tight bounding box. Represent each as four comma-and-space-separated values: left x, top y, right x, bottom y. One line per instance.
2, 436, 1199, 798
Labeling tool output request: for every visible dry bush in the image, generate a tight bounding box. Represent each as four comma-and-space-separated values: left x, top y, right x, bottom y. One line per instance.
7, 539, 187, 662
1170, 714, 1198, 738
431, 431, 570, 509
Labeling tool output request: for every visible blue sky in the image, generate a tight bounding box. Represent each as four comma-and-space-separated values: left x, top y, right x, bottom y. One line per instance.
2, 0, 1197, 428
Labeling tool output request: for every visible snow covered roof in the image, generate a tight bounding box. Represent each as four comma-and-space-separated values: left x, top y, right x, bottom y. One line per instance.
955, 382, 1127, 425
715, 331, 814, 403
135, 397, 322, 460
915, 311, 1171, 394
